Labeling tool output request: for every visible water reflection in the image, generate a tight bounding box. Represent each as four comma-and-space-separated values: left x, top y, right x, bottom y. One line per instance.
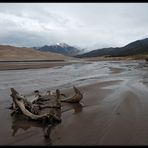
10, 102, 83, 145
11, 116, 59, 145
70, 103, 83, 114
11, 115, 42, 137
11, 107, 61, 145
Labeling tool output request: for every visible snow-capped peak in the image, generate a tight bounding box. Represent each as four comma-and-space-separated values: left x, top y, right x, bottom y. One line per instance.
56, 43, 70, 48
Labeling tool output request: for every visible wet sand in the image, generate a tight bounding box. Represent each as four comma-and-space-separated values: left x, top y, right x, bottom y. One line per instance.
0, 61, 73, 70
1, 60, 148, 145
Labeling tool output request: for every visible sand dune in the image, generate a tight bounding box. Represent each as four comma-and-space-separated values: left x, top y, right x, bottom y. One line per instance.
0, 45, 67, 61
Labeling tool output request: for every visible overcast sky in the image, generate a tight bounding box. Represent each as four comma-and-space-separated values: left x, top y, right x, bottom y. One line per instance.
0, 3, 148, 50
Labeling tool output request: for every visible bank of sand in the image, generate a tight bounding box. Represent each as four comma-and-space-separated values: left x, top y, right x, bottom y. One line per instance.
51, 82, 141, 145
50, 79, 147, 145
1, 61, 148, 145
0, 61, 73, 70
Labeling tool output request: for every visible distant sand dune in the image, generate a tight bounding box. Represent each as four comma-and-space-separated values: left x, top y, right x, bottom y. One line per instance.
0, 45, 67, 61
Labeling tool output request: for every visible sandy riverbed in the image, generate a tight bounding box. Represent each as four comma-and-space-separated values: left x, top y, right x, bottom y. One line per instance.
0, 60, 148, 145
0, 61, 74, 70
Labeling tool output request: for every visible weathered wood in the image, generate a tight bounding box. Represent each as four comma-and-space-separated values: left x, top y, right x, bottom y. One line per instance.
10, 88, 61, 122
61, 86, 83, 103
9, 86, 83, 124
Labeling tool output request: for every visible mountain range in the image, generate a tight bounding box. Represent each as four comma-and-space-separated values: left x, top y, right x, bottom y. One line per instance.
76, 38, 148, 58
1, 38, 148, 61
34, 43, 84, 56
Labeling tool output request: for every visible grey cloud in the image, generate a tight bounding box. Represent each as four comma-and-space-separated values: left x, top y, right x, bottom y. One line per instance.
0, 29, 61, 47
0, 3, 148, 50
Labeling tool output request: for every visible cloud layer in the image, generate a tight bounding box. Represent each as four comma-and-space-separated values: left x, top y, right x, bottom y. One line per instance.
0, 3, 148, 50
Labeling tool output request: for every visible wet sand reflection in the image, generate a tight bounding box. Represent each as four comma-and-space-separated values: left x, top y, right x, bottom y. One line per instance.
10, 102, 83, 145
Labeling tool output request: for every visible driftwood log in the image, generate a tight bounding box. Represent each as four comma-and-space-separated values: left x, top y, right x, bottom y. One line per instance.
10, 88, 61, 123
61, 86, 83, 103
9, 86, 83, 124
